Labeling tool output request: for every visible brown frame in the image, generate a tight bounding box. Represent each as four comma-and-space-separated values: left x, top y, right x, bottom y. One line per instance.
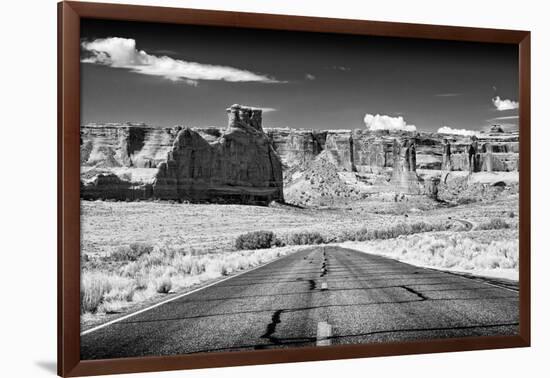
58, 1, 531, 376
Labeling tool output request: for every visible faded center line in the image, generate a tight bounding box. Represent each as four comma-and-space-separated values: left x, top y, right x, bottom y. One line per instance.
317, 249, 332, 346
316, 321, 332, 346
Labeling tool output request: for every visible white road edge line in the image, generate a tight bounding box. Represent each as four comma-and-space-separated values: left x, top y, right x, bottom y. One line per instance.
342, 247, 519, 294
449, 272, 519, 294
81, 250, 302, 336
316, 321, 332, 346
421, 266, 519, 293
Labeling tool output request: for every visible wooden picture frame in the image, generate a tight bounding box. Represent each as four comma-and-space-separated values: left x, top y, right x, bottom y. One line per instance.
58, 1, 531, 376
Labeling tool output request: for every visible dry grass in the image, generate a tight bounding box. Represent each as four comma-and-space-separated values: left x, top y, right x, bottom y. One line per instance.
235, 222, 455, 249
154, 275, 173, 294
80, 243, 308, 316
109, 243, 154, 262
337, 221, 457, 242
80, 200, 401, 257
476, 218, 511, 231
341, 229, 518, 275
80, 273, 135, 314
235, 220, 465, 249
81, 195, 518, 258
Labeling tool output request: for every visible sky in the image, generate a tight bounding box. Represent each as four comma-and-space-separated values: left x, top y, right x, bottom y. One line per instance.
80, 19, 519, 133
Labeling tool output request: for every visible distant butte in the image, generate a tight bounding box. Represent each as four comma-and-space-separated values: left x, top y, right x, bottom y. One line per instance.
80, 105, 283, 205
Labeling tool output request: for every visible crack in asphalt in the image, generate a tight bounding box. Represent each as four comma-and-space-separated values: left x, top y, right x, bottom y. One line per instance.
401, 285, 428, 300
261, 309, 284, 344
260, 252, 331, 347
119, 294, 518, 325
197, 322, 519, 355
320, 257, 328, 278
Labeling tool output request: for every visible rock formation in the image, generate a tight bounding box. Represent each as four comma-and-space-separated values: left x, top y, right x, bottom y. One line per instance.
389, 138, 423, 194
325, 131, 355, 171
81, 114, 519, 204
442, 139, 452, 171
80, 123, 180, 169
490, 124, 504, 133
266, 128, 519, 174
80, 105, 283, 205
265, 128, 326, 168
468, 136, 480, 173
271, 127, 519, 203
424, 176, 440, 200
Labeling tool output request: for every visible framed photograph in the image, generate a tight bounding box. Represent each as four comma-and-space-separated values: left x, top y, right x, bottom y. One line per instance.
58, 1, 531, 376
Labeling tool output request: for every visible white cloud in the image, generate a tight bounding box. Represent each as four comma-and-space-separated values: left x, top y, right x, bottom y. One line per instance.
258, 107, 277, 113
332, 66, 351, 71
242, 105, 277, 113
492, 96, 519, 111
363, 114, 416, 132
487, 115, 519, 121
81, 37, 281, 84
305, 73, 316, 80
437, 126, 477, 136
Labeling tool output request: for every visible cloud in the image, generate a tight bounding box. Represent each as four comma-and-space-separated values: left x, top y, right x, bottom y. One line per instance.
363, 114, 416, 132
435, 93, 461, 97
181, 79, 199, 86
305, 73, 316, 80
242, 105, 277, 113
81, 37, 282, 84
492, 96, 519, 111
437, 126, 477, 136
487, 115, 519, 121
332, 66, 351, 71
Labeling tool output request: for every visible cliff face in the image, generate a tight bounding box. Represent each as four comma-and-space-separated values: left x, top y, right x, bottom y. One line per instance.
81, 123, 180, 169
389, 138, 423, 195
265, 128, 519, 174
81, 113, 519, 204
80, 105, 284, 205
266, 127, 519, 203
265, 129, 326, 168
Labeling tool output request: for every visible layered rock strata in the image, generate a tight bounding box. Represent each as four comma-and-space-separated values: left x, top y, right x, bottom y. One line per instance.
389, 138, 422, 194
266, 128, 519, 174
80, 105, 283, 204
267, 127, 519, 200
81, 116, 519, 202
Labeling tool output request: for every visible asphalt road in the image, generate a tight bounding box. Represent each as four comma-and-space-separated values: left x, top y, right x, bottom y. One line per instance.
81, 247, 519, 359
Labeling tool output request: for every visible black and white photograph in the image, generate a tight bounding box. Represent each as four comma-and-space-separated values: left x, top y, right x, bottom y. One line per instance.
78, 18, 520, 360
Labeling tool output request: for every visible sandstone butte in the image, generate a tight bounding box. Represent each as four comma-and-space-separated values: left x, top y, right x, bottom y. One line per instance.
80, 104, 283, 205
80, 104, 519, 204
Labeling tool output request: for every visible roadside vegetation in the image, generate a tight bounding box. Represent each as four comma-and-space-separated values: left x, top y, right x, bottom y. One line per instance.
81, 244, 303, 316
235, 231, 280, 250
234, 220, 461, 250
341, 232, 518, 275
476, 218, 511, 231
234, 230, 325, 250
337, 221, 453, 242
286, 231, 326, 245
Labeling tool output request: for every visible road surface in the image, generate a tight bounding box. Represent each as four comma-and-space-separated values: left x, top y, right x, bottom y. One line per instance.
81, 247, 519, 359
